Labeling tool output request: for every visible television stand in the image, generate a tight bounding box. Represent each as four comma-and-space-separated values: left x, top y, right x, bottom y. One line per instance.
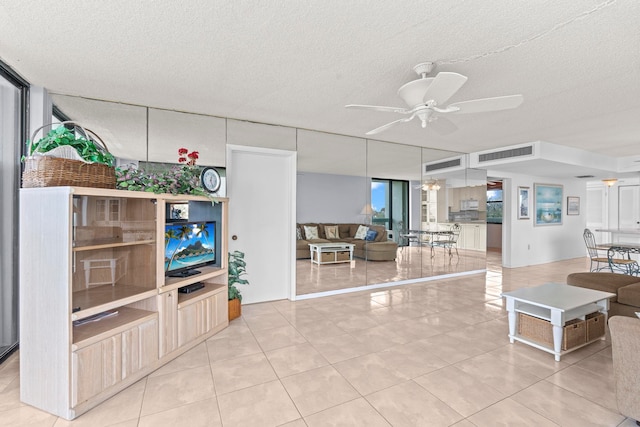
168, 269, 201, 278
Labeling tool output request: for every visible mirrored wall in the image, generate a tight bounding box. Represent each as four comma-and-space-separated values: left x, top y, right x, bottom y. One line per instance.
50, 93, 487, 298
295, 130, 487, 295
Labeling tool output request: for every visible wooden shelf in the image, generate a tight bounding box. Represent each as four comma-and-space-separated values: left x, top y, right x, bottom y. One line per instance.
162, 266, 226, 292
72, 285, 156, 320
73, 239, 155, 252
72, 307, 157, 349
515, 302, 600, 322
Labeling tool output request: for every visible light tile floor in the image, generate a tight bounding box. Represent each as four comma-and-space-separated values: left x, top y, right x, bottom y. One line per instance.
1, 252, 638, 426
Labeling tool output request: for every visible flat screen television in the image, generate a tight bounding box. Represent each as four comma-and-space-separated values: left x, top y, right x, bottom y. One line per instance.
164, 221, 216, 277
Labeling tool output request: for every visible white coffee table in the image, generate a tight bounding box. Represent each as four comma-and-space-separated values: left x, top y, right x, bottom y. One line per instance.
308, 243, 355, 265
501, 283, 615, 361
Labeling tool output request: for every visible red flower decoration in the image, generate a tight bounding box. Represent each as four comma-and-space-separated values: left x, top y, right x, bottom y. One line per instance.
177, 148, 198, 165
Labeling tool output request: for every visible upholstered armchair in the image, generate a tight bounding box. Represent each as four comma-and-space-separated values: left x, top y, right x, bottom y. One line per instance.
608, 316, 640, 425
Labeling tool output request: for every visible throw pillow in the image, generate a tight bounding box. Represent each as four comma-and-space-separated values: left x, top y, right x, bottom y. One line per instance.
325, 225, 339, 239
354, 225, 369, 240
296, 227, 302, 240
364, 229, 378, 241
304, 225, 319, 240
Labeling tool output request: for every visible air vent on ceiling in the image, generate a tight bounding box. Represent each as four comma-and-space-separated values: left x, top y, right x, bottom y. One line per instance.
425, 158, 461, 173
575, 175, 595, 179
478, 145, 533, 163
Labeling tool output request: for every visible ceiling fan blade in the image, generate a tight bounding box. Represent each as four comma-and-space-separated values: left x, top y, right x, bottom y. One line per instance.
428, 116, 458, 135
345, 104, 411, 114
365, 114, 417, 135
449, 94, 524, 114
422, 72, 468, 105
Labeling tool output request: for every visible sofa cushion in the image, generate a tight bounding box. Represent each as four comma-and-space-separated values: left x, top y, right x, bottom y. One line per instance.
296, 227, 302, 240
339, 224, 352, 237
364, 229, 378, 241
567, 272, 640, 303
325, 225, 339, 239
304, 225, 319, 240
618, 283, 640, 307
369, 225, 387, 242
354, 225, 369, 239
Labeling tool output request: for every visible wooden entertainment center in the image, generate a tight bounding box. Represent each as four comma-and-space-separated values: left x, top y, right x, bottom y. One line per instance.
19, 187, 229, 420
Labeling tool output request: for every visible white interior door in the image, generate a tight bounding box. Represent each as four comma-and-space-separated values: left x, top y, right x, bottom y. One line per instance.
226, 145, 296, 304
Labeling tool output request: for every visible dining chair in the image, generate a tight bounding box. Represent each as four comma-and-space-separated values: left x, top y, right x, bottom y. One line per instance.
429, 223, 461, 258
583, 228, 610, 272
607, 246, 640, 276
398, 229, 418, 254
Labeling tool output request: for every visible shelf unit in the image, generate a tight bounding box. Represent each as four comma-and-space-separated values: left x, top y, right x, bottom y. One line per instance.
20, 186, 229, 420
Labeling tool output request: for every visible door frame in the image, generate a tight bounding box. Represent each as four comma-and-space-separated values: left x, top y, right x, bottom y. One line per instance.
226, 144, 297, 301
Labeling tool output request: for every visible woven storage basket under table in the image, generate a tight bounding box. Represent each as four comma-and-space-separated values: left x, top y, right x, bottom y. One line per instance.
518, 313, 587, 350
586, 312, 606, 341
22, 122, 116, 189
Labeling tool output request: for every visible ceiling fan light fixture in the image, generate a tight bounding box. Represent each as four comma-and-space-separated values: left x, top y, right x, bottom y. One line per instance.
422, 179, 441, 191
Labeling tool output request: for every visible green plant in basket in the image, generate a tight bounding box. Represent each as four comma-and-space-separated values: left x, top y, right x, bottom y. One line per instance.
27, 126, 115, 167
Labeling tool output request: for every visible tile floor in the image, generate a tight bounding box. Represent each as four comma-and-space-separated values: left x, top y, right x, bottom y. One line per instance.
1, 252, 638, 426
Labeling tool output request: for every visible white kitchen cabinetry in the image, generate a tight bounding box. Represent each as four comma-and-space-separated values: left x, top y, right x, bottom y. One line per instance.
458, 223, 487, 251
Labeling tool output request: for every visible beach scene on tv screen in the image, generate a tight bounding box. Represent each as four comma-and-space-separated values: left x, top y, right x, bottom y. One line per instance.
165, 222, 216, 272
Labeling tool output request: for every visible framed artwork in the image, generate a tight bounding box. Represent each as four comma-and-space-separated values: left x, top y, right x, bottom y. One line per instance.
517, 187, 530, 220
167, 202, 189, 222
567, 196, 580, 215
534, 183, 563, 226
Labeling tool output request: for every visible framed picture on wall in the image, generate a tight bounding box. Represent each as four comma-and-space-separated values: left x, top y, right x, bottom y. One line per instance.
567, 196, 580, 215
517, 187, 530, 220
534, 183, 563, 226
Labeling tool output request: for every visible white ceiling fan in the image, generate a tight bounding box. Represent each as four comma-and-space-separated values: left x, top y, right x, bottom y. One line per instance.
346, 62, 523, 135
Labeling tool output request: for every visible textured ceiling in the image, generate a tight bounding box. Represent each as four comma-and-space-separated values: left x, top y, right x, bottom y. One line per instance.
1, 0, 639, 177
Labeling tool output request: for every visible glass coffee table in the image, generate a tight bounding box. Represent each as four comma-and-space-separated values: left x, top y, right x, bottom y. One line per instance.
501, 283, 615, 361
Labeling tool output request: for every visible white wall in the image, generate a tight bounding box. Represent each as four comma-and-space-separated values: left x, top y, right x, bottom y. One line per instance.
494, 171, 587, 268
296, 172, 368, 223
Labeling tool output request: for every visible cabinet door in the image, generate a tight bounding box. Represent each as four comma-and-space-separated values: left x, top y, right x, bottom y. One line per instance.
122, 317, 158, 378
178, 300, 203, 346
72, 336, 121, 407
214, 293, 227, 329
178, 293, 225, 346
159, 291, 178, 356
138, 318, 159, 370
476, 225, 487, 251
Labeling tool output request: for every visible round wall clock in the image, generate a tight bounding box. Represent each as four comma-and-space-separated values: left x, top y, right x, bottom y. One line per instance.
200, 167, 221, 193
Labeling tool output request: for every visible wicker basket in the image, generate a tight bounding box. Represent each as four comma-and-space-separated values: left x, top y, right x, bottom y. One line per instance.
518, 313, 586, 350
586, 312, 606, 341
22, 121, 116, 189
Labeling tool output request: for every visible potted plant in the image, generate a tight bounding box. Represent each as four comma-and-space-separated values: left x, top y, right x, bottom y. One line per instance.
228, 250, 249, 320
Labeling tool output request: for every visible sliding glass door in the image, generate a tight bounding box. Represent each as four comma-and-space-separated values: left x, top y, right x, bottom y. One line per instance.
371, 178, 408, 236
0, 64, 27, 362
